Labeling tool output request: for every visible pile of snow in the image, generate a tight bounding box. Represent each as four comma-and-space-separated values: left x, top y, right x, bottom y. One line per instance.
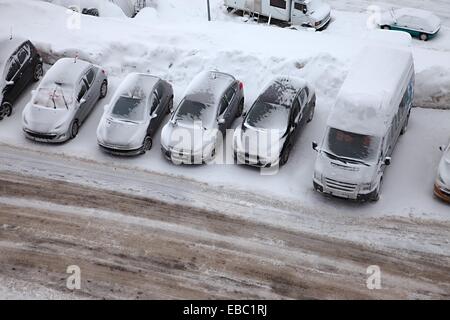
41, 0, 128, 17
415, 66, 450, 109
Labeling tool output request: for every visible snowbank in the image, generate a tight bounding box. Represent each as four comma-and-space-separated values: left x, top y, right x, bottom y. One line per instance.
415, 66, 450, 109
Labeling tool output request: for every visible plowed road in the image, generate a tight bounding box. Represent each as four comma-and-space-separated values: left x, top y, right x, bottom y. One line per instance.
0, 143, 449, 299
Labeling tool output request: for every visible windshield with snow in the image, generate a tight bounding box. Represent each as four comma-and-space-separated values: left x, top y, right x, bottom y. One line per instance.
111, 96, 147, 122
245, 100, 290, 130
173, 99, 215, 128
325, 127, 381, 164
34, 84, 74, 109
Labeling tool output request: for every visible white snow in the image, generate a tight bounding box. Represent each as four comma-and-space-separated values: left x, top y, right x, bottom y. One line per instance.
0, 0, 449, 229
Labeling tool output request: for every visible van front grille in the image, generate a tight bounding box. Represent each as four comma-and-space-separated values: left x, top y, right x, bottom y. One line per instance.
325, 178, 357, 192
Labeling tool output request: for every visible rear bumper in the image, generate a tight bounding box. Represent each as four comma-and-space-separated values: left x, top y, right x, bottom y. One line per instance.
313, 179, 376, 202
434, 184, 450, 203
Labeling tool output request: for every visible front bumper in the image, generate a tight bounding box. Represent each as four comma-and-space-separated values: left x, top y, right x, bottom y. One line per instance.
98, 142, 143, 156
23, 129, 69, 143
314, 14, 331, 30
161, 145, 206, 165
434, 184, 450, 203
234, 150, 279, 168
313, 179, 376, 202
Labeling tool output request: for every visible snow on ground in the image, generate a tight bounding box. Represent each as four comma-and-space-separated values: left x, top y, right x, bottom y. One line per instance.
0, 0, 449, 219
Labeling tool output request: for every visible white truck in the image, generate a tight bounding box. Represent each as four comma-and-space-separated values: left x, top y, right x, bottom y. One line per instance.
224, 0, 331, 30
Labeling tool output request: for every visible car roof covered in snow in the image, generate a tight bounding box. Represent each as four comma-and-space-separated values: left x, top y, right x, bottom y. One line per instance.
385, 7, 442, 32
41, 57, 92, 87
259, 76, 307, 107
183, 70, 235, 106
0, 37, 28, 73
327, 44, 414, 136
114, 72, 159, 100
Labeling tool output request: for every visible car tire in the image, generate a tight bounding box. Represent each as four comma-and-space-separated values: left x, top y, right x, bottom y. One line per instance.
401, 112, 410, 135
420, 33, 428, 41
279, 144, 291, 166
382, 25, 390, 30
70, 120, 79, 139
167, 96, 174, 114
371, 178, 383, 202
0, 102, 12, 120
307, 102, 315, 123
142, 136, 153, 154
99, 80, 108, 99
236, 99, 244, 118
33, 63, 43, 82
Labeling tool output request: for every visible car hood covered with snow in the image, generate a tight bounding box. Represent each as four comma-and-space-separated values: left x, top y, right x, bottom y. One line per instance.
22, 103, 74, 133
234, 125, 285, 161
161, 121, 217, 155
309, 2, 331, 22
97, 116, 148, 149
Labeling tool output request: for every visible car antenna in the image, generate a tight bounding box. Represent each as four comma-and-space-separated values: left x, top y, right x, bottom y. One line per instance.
74, 53, 78, 64
9, 26, 13, 40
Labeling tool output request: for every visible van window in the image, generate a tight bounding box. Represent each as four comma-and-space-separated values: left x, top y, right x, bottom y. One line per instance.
325, 127, 381, 163
270, 0, 286, 9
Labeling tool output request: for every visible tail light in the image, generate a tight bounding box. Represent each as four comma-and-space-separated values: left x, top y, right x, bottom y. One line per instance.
239, 81, 244, 91
102, 69, 107, 76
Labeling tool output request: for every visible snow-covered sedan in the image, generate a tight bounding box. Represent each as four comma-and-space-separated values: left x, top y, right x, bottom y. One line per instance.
434, 142, 450, 203
22, 57, 108, 142
97, 73, 173, 156
161, 70, 244, 164
1, 37, 43, 120
233, 76, 315, 168
379, 8, 441, 41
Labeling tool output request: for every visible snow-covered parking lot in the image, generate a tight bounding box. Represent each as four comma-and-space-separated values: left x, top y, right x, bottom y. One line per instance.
0, 0, 449, 299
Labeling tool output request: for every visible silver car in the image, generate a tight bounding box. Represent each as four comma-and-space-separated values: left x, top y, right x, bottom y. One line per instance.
22, 57, 107, 142
160, 70, 244, 164
97, 73, 173, 156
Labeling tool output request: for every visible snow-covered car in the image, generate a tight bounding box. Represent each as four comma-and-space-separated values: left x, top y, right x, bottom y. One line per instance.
161, 70, 244, 164
0, 37, 43, 121
233, 76, 315, 168
434, 142, 450, 203
379, 8, 441, 41
312, 45, 414, 202
97, 73, 173, 156
22, 57, 108, 143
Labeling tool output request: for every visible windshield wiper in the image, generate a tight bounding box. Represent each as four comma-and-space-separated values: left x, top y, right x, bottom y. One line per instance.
59, 88, 69, 110
323, 150, 348, 164
323, 150, 370, 167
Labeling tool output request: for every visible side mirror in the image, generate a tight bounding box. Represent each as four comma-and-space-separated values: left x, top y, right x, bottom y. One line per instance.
79, 98, 86, 104
439, 145, 445, 152
150, 113, 158, 119
312, 141, 318, 152
103, 104, 109, 112
5, 80, 14, 86
242, 111, 247, 118
384, 157, 391, 166
303, 8, 307, 14
218, 118, 226, 124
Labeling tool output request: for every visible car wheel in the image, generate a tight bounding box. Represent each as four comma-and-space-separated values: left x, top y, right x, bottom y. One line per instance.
382, 25, 390, 30
307, 103, 315, 123
142, 136, 153, 153
99, 80, 108, 99
401, 112, 410, 135
420, 33, 428, 41
33, 63, 43, 82
371, 178, 383, 202
236, 99, 244, 118
166, 96, 174, 114
0, 102, 12, 120
70, 120, 79, 139
279, 144, 291, 166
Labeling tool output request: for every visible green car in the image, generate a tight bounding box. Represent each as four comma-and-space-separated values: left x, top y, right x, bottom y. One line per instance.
379, 8, 441, 41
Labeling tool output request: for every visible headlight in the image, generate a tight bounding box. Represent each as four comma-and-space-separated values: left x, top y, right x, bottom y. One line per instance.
361, 183, 373, 192
313, 171, 322, 181
436, 173, 446, 187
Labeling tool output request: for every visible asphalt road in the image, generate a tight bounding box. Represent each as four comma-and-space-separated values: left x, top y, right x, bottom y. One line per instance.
0, 143, 449, 299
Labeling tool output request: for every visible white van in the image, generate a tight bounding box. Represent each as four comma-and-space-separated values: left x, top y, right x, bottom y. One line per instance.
312, 44, 415, 201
